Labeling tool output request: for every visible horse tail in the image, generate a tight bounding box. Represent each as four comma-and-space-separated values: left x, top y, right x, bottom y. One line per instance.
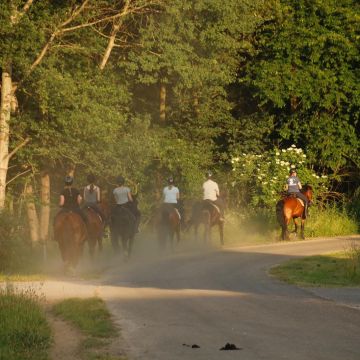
276, 200, 285, 226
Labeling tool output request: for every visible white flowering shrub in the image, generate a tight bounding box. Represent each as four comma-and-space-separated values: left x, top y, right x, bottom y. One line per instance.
230, 145, 330, 208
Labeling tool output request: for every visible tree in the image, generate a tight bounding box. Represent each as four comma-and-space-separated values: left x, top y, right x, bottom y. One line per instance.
241, 0, 360, 173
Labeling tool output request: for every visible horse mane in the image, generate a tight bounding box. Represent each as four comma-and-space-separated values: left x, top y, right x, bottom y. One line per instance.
302, 184, 313, 192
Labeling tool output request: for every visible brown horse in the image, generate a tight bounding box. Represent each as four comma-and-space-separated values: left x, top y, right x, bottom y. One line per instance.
187, 200, 224, 245
83, 206, 105, 258
276, 185, 313, 240
156, 204, 181, 251
54, 211, 88, 273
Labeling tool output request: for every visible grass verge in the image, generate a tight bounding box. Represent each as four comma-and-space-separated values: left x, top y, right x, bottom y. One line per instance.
0, 285, 52, 360
270, 247, 360, 287
52, 297, 125, 360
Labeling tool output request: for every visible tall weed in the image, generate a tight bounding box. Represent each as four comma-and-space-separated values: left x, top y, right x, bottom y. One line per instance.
0, 284, 51, 360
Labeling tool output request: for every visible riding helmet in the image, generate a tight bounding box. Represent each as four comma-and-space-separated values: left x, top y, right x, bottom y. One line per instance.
87, 173, 96, 183
64, 175, 73, 185
167, 176, 174, 184
116, 175, 125, 185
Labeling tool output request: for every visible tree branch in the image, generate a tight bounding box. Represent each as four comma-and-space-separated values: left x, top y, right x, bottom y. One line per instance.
6, 168, 31, 186
7, 137, 30, 160
10, 0, 34, 24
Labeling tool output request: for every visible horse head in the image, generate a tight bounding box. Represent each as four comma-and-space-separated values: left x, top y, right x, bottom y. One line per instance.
302, 184, 313, 202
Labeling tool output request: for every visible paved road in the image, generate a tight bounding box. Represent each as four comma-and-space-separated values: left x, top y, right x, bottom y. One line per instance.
99, 236, 360, 360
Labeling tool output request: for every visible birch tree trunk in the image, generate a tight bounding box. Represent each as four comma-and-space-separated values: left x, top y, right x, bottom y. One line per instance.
25, 182, 40, 244
160, 83, 166, 123
40, 172, 50, 242
0, 66, 12, 209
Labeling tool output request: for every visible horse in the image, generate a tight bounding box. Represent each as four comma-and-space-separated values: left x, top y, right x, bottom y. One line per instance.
83, 205, 106, 258
53, 211, 88, 274
110, 205, 136, 260
155, 204, 181, 251
187, 200, 224, 245
276, 185, 313, 241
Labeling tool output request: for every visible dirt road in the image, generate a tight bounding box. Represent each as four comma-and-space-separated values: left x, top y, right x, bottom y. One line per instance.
99, 236, 360, 360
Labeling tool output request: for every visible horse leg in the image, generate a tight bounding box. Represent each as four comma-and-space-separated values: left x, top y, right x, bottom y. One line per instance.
129, 236, 135, 258
204, 224, 209, 243
121, 235, 129, 259
219, 222, 224, 245
292, 218, 298, 237
110, 227, 120, 253
194, 224, 199, 242
300, 219, 305, 239
281, 216, 290, 241
175, 225, 180, 244
88, 236, 95, 259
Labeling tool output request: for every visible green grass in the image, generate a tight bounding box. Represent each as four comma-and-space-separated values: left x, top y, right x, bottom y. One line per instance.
270, 251, 360, 287
52, 297, 117, 338
304, 207, 358, 238
52, 297, 122, 359
0, 273, 49, 282
0, 286, 52, 360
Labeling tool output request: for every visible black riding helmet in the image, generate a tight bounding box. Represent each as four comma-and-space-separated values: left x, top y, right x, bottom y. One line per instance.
64, 175, 73, 185
87, 173, 96, 183
116, 175, 125, 185
167, 176, 174, 184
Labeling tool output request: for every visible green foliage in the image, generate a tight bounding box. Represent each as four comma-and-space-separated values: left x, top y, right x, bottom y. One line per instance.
242, 0, 360, 171
0, 285, 51, 360
0, 212, 29, 272
229, 145, 329, 208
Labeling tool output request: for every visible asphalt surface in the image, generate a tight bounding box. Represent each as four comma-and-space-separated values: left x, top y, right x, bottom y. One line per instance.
99, 236, 360, 360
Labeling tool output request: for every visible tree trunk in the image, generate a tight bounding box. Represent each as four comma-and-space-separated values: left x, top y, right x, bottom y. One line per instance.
160, 83, 166, 123
40, 172, 50, 242
25, 182, 40, 244
0, 66, 12, 209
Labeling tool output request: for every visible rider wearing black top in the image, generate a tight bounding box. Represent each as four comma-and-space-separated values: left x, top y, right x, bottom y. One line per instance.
58, 176, 87, 223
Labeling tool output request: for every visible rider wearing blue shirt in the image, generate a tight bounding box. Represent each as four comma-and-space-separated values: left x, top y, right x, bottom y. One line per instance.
285, 169, 309, 218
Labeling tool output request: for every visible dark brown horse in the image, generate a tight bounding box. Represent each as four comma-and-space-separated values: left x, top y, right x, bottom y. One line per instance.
276, 185, 313, 240
54, 211, 88, 274
110, 205, 136, 260
83, 205, 105, 258
187, 200, 224, 245
156, 204, 181, 251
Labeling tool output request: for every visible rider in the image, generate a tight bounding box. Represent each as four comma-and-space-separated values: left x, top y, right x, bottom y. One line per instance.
202, 171, 224, 222
162, 176, 183, 222
285, 168, 309, 218
113, 175, 141, 233
83, 173, 105, 221
58, 176, 87, 223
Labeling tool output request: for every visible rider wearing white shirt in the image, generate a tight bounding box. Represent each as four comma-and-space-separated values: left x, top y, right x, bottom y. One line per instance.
202, 171, 224, 221
163, 178, 179, 204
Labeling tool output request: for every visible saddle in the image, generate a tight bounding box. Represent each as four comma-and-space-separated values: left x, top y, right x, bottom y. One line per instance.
203, 200, 221, 215
286, 193, 304, 207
